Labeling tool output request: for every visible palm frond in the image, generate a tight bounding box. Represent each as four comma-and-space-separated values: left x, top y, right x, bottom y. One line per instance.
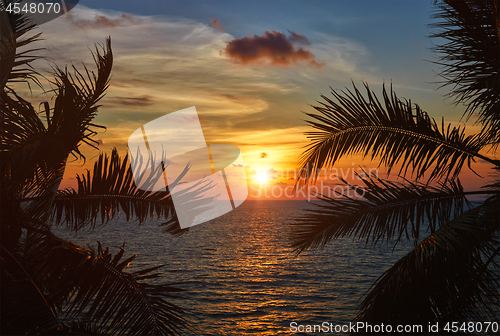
1, 36, 112, 172
430, 0, 500, 139
2, 8, 191, 334
297, 83, 498, 185
353, 196, 500, 330
50, 148, 194, 235
290, 173, 488, 254
1, 90, 57, 202
1, 38, 113, 224
0, 244, 62, 335
1, 37, 112, 167
0, 0, 44, 90
20, 229, 189, 335
46, 36, 112, 161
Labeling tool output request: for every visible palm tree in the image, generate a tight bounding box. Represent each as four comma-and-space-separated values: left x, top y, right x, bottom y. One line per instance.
1, 1, 190, 334
291, 0, 500, 332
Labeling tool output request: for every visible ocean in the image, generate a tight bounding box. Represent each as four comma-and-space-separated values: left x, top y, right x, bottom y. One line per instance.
54, 200, 414, 335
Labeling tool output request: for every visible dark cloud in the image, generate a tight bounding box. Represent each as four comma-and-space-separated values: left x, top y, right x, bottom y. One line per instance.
210, 18, 225, 31
222, 30, 324, 68
107, 95, 154, 107
67, 12, 138, 29
287, 30, 311, 45
260, 152, 268, 158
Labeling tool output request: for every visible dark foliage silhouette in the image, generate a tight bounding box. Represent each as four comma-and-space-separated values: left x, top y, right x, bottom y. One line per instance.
292, 1, 500, 333
1, 1, 190, 334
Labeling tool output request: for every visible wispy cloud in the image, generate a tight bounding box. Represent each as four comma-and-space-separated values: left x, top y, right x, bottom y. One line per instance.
106, 95, 154, 107
210, 18, 225, 31
65, 11, 139, 28
287, 30, 311, 45
32, 5, 374, 178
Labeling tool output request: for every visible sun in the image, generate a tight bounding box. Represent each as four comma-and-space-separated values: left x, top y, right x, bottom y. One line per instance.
256, 171, 269, 184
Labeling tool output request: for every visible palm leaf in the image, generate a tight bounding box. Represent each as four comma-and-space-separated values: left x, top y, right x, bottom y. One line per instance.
297, 83, 498, 185
430, 0, 500, 141
0, 244, 62, 335
353, 196, 500, 330
2, 36, 112, 175
1, 38, 113, 225
20, 229, 189, 335
46, 36, 112, 161
49, 148, 210, 235
290, 173, 490, 253
0, 0, 44, 90
2, 7, 191, 335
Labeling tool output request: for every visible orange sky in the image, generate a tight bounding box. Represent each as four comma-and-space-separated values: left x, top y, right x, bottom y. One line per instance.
15, 5, 499, 201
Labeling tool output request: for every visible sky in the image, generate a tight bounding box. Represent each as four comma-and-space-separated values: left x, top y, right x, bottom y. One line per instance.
18, 0, 497, 199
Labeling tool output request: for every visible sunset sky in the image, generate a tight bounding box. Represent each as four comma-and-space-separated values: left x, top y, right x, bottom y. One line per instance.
21, 0, 497, 199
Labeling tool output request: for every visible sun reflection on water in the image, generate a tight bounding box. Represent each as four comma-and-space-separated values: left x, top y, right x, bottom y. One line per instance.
54, 200, 411, 335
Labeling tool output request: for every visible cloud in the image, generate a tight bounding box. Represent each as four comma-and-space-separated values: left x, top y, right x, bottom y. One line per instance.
260, 152, 268, 158
287, 30, 310, 45
210, 18, 225, 31
106, 95, 154, 107
222, 30, 324, 68
266, 168, 278, 179
33, 5, 370, 178
66, 12, 138, 29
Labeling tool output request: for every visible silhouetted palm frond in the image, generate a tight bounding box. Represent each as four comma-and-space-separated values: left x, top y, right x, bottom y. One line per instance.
0, 0, 44, 90
20, 229, 189, 336
50, 148, 187, 232
297, 83, 497, 185
353, 196, 500, 332
0, 244, 62, 335
2, 37, 111, 172
2, 8, 191, 335
430, 0, 500, 142
1, 38, 113, 225
47, 36, 112, 161
291, 0, 500, 331
291, 174, 488, 254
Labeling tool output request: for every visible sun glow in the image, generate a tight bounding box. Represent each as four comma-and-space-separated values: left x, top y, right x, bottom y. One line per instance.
256, 171, 269, 184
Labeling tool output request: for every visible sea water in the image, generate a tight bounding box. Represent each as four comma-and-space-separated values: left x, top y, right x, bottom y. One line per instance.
53, 200, 416, 335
